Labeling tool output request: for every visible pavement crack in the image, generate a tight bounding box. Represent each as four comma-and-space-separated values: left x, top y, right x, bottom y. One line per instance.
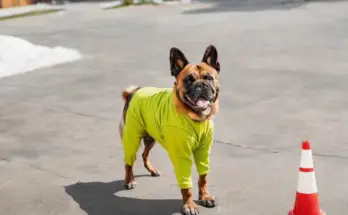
311, 152, 348, 160
215, 140, 348, 160
0, 157, 10, 162
215, 140, 279, 153
2, 98, 115, 122
27, 164, 72, 179
0, 156, 71, 179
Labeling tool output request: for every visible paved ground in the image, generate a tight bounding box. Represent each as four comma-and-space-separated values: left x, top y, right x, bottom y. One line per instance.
1, 1, 348, 215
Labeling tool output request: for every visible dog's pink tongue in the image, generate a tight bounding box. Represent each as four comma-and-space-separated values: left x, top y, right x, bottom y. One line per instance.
196, 99, 209, 108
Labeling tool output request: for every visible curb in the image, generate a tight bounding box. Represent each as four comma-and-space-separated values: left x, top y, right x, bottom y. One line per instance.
100, 0, 184, 10
0, 3, 66, 19
0, 0, 187, 18
99, 1, 123, 9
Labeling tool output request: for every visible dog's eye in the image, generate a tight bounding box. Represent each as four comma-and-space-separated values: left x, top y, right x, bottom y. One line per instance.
185, 75, 196, 84
204, 75, 214, 81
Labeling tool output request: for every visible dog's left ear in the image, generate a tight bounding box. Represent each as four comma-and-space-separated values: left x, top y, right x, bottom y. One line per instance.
202, 45, 220, 73
170, 47, 189, 77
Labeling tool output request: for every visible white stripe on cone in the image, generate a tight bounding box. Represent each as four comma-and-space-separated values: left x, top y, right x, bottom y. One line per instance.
300, 149, 314, 168
297, 171, 318, 194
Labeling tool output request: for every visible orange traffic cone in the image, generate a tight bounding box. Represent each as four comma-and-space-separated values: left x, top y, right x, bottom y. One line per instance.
288, 141, 326, 215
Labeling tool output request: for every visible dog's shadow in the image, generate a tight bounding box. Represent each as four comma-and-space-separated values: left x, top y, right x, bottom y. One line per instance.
65, 175, 184, 215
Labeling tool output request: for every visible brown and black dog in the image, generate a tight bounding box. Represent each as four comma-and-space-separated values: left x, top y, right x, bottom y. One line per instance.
119, 45, 220, 215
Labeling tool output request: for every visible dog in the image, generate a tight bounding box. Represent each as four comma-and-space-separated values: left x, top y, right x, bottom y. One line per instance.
118, 45, 220, 215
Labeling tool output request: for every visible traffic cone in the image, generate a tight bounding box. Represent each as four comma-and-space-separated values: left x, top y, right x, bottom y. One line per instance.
288, 141, 326, 215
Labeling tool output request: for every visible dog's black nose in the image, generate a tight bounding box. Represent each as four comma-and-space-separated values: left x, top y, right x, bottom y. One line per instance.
195, 87, 202, 94
196, 82, 204, 88
196, 82, 209, 90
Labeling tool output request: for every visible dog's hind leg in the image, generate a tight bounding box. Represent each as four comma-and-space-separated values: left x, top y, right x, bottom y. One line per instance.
142, 135, 161, 177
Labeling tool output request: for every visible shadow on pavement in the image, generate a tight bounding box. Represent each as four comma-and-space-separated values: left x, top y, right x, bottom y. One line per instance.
65, 177, 184, 215
183, 0, 348, 14
182, 1, 306, 14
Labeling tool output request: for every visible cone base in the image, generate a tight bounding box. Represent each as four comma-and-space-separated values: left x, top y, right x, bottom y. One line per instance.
288, 209, 326, 215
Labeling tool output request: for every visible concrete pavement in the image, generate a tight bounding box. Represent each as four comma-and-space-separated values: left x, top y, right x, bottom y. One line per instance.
1, 1, 348, 214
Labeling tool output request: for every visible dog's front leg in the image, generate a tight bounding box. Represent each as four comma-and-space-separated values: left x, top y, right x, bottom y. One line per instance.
193, 127, 216, 208
198, 174, 216, 208
167, 148, 199, 215
181, 188, 199, 215
163, 128, 200, 214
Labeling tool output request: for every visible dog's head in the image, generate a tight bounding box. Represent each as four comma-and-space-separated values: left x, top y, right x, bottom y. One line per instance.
170, 45, 220, 121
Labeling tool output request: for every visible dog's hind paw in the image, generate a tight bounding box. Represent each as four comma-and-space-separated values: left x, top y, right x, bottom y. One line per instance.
150, 169, 161, 177
124, 181, 137, 190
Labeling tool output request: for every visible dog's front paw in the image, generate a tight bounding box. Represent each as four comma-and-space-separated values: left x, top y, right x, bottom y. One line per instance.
181, 200, 199, 215
198, 194, 216, 208
124, 181, 137, 190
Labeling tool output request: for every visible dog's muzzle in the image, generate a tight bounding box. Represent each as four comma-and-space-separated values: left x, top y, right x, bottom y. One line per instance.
185, 82, 215, 110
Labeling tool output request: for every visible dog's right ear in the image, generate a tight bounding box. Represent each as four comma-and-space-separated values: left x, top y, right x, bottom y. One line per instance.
170, 47, 189, 77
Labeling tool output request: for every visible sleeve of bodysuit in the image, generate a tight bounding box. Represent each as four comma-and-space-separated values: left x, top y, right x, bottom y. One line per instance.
193, 124, 214, 176
162, 127, 195, 190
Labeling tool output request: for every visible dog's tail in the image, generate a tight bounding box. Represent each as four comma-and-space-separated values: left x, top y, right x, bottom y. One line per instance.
121, 85, 140, 102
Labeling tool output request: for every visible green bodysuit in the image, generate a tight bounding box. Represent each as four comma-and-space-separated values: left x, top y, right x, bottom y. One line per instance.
122, 87, 214, 189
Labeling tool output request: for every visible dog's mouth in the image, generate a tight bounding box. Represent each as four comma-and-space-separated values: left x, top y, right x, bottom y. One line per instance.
185, 95, 212, 110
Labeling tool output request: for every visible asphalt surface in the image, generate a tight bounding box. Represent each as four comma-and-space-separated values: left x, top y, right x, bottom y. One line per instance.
1, 1, 348, 215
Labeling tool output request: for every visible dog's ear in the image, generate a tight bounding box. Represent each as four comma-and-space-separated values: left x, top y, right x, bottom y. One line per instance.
170, 47, 189, 77
202, 45, 220, 73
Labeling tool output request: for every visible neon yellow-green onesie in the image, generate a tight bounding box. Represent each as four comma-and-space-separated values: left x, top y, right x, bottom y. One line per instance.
122, 87, 214, 189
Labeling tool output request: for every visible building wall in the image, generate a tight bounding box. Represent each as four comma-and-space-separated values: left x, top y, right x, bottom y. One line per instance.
0, 0, 33, 9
